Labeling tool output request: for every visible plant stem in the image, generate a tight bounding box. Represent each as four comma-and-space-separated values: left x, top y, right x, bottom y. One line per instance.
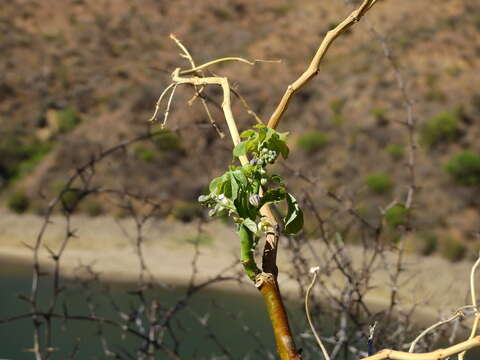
258, 273, 301, 360
238, 224, 260, 281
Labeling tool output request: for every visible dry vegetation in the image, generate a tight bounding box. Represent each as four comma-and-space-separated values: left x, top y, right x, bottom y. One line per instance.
1, 1, 480, 359
2, 0, 479, 261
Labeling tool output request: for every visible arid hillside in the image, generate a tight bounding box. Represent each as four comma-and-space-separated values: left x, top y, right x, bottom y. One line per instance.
1, 0, 479, 259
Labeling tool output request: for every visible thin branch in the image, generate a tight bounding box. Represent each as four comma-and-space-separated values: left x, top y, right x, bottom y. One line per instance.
171, 69, 244, 152
305, 267, 331, 360
148, 83, 176, 122
180, 57, 280, 75
408, 311, 465, 353
458, 253, 480, 360
161, 83, 178, 128
267, 0, 379, 129
360, 336, 480, 360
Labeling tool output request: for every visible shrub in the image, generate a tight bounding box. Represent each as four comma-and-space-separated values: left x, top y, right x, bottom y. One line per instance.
134, 145, 156, 162
152, 129, 182, 152
58, 107, 81, 133
384, 204, 408, 228
440, 237, 466, 262
365, 173, 393, 194
15, 141, 52, 179
211, 8, 232, 21
7, 190, 30, 214
371, 107, 389, 126
330, 98, 346, 114
60, 189, 82, 212
330, 98, 346, 125
271, 5, 292, 17
84, 200, 104, 217
53, 181, 83, 212
296, 132, 329, 153
385, 144, 404, 161
415, 232, 438, 256
425, 89, 447, 103
0, 139, 52, 182
445, 151, 480, 186
171, 201, 203, 222
420, 111, 460, 147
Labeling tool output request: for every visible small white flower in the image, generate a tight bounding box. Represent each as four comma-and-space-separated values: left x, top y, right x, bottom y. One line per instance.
309, 266, 320, 274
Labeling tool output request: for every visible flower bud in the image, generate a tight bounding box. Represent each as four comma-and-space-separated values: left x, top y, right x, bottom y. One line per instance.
249, 194, 261, 207
198, 195, 210, 203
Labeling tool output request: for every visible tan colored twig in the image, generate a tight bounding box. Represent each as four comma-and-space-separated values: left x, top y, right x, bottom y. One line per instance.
170, 33, 225, 138
149, 83, 175, 122
408, 311, 465, 353
171, 69, 246, 161
360, 336, 480, 360
267, 0, 378, 129
180, 57, 280, 76
458, 253, 480, 360
305, 266, 331, 360
161, 83, 178, 128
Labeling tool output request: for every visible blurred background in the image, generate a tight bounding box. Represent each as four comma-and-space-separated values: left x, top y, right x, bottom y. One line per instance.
1, 0, 480, 359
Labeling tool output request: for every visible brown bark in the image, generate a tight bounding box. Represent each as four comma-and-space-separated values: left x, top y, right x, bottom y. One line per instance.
257, 273, 301, 360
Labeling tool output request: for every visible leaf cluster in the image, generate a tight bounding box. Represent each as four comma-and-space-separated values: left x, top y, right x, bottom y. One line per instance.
199, 125, 303, 236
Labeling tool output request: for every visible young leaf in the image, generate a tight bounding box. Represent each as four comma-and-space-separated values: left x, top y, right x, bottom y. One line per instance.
240, 129, 255, 138
230, 173, 239, 201
264, 127, 276, 143
283, 193, 304, 235
269, 174, 285, 185
258, 188, 286, 208
242, 218, 258, 234
274, 138, 289, 159
232, 169, 248, 187
233, 141, 247, 157
209, 175, 226, 193
278, 131, 289, 142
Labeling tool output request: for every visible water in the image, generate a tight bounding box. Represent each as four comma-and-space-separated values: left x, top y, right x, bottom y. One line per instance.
2, 261, 479, 360
0, 261, 277, 359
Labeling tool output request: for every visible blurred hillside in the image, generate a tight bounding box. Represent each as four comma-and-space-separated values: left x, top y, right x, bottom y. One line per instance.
1, 0, 479, 259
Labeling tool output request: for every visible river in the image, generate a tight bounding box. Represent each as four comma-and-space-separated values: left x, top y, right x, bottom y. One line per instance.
0, 260, 280, 359
1, 260, 479, 359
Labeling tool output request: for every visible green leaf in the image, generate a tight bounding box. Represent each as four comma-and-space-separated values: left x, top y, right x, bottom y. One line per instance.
233, 141, 247, 157
234, 189, 249, 218
209, 175, 226, 193
230, 173, 239, 201
259, 188, 286, 208
270, 174, 285, 185
220, 173, 234, 199
264, 127, 276, 143
283, 193, 303, 235
232, 169, 247, 186
242, 218, 258, 234
278, 131, 289, 142
240, 129, 255, 138
246, 139, 258, 154
275, 138, 289, 159
258, 127, 267, 144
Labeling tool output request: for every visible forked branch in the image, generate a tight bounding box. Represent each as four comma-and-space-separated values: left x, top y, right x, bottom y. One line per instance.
267, 0, 378, 130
